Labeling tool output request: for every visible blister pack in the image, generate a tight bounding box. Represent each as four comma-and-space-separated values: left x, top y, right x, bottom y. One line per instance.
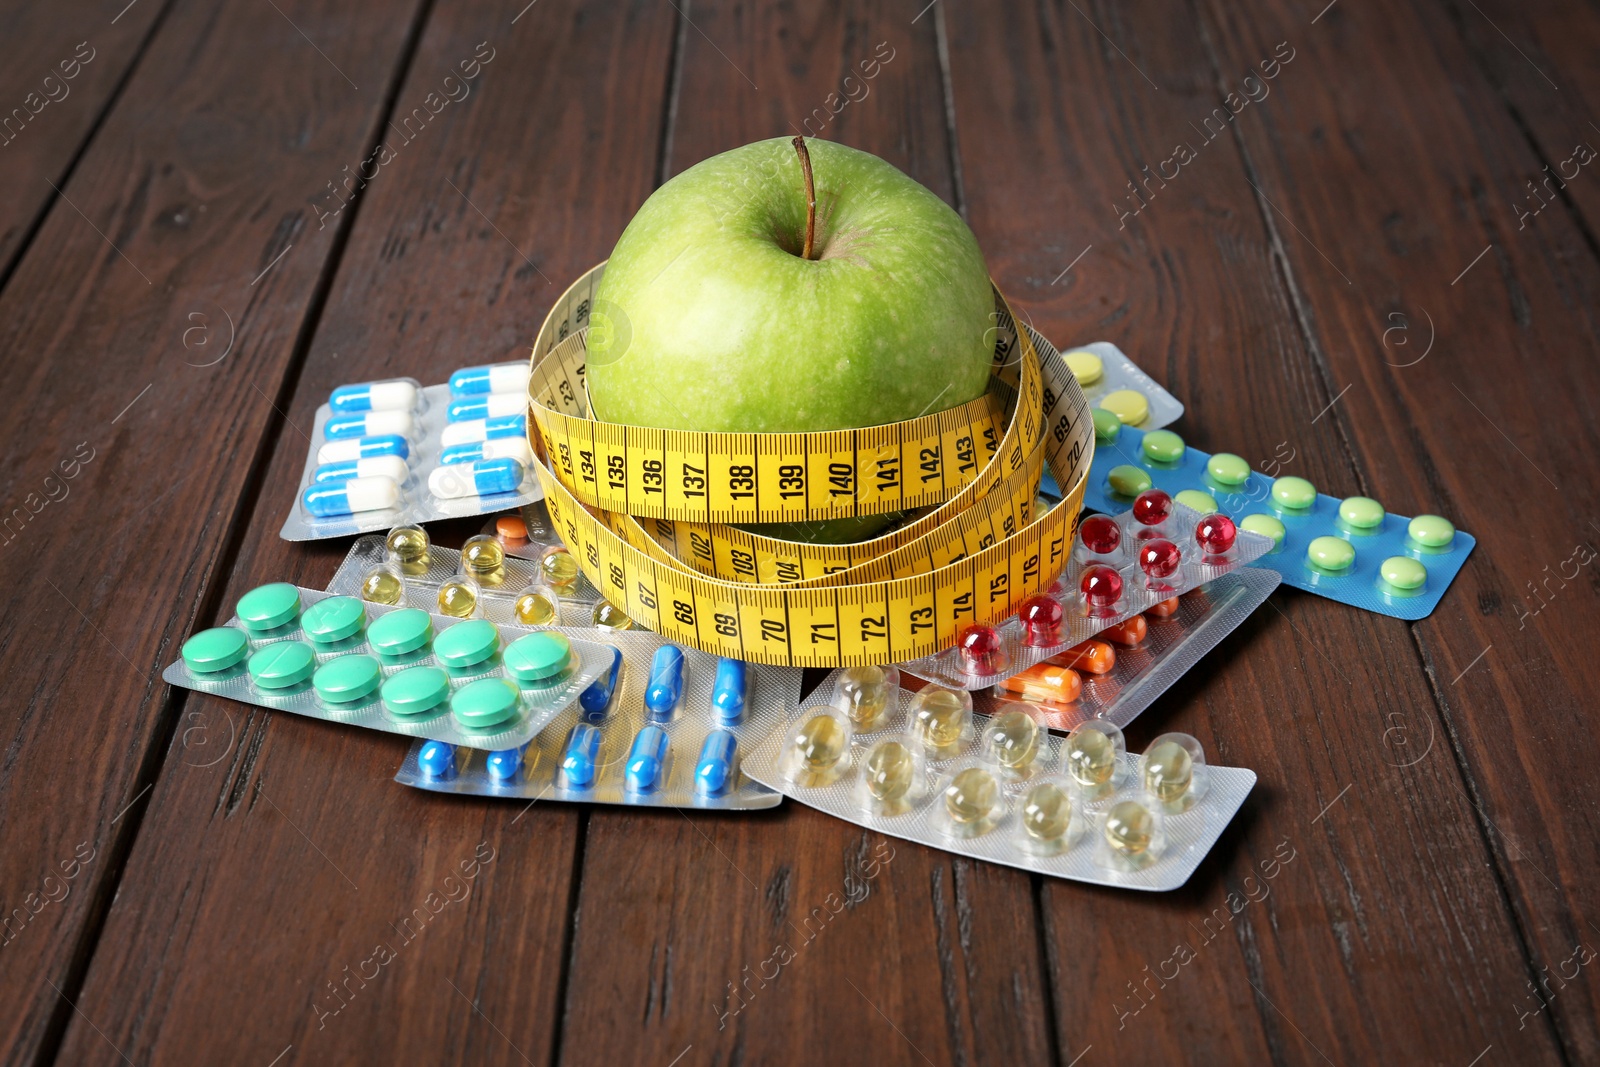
1059, 341, 1184, 432
279, 365, 544, 541
166, 584, 612, 749
900, 497, 1273, 689
394, 629, 802, 810
743, 672, 1254, 891
1084, 425, 1474, 619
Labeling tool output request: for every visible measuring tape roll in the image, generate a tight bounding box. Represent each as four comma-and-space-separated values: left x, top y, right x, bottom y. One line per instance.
527, 263, 1095, 668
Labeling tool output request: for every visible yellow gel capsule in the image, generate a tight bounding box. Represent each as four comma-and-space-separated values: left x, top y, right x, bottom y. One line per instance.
437, 578, 478, 619
986, 710, 1040, 773
1067, 727, 1117, 788
541, 546, 581, 591
838, 665, 891, 729
386, 524, 430, 575
1143, 740, 1194, 803
794, 714, 847, 772
592, 600, 635, 631
865, 740, 914, 804
461, 535, 506, 587
1022, 782, 1073, 842
944, 767, 999, 825
513, 590, 557, 626
360, 564, 404, 606
912, 688, 969, 753
1105, 800, 1157, 859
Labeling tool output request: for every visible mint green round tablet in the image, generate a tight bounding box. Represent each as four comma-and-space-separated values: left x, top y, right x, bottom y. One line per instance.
1107, 464, 1152, 497
1206, 453, 1250, 487
1408, 514, 1455, 548
1380, 555, 1427, 591
1175, 489, 1218, 514
433, 619, 499, 669
1306, 535, 1355, 573
503, 632, 574, 685
236, 582, 300, 631
300, 596, 366, 643
1339, 496, 1385, 530
1271, 476, 1317, 510
248, 640, 317, 689
381, 665, 451, 716
182, 627, 249, 673
1240, 513, 1286, 548
451, 678, 520, 729
1092, 408, 1121, 444
313, 653, 382, 703
367, 608, 433, 656
1141, 429, 1185, 464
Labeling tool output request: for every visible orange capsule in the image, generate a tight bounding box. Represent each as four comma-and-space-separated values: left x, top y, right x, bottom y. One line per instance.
1146, 596, 1180, 618
1102, 615, 1148, 647
997, 662, 1082, 705
1048, 639, 1115, 675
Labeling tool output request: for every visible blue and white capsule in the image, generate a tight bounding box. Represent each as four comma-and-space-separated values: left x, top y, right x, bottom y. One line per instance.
644, 645, 685, 719
329, 379, 419, 414
450, 362, 530, 397
711, 658, 748, 724
418, 740, 457, 779
440, 437, 534, 467
486, 742, 530, 781
311, 455, 410, 485
301, 475, 400, 518
441, 413, 527, 448
625, 726, 670, 792
579, 646, 624, 722
428, 458, 525, 500
324, 409, 414, 440
316, 433, 410, 465
447, 393, 523, 422
561, 723, 603, 787
695, 730, 739, 795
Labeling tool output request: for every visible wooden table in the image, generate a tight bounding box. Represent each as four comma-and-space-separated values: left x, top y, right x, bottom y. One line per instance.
3, 0, 1595, 1062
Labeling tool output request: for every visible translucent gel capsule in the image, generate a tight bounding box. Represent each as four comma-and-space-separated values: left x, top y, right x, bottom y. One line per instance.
541, 545, 581, 592
1195, 513, 1237, 556
1132, 489, 1173, 527
982, 708, 1041, 777
942, 764, 1000, 836
1018, 595, 1064, 647
783, 709, 852, 786
862, 739, 917, 810
1065, 719, 1126, 801
1101, 798, 1165, 871
1080, 565, 1123, 616
1020, 781, 1076, 852
957, 624, 1005, 676
909, 686, 972, 757
1143, 732, 1208, 813
1139, 538, 1181, 589
835, 664, 896, 731
360, 563, 404, 606
513, 583, 558, 626
437, 576, 480, 619
1079, 515, 1121, 555
386, 524, 431, 575
461, 534, 506, 587
592, 600, 634, 631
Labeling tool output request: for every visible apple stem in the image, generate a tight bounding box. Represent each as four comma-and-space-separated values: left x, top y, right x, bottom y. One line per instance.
792, 135, 817, 260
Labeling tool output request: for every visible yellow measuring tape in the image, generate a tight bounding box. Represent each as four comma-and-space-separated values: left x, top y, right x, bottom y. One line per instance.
526, 264, 1095, 667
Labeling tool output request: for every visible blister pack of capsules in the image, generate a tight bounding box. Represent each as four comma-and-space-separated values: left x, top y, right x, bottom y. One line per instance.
395, 629, 802, 811
165, 584, 612, 749
1084, 425, 1475, 620
900, 497, 1273, 689
279, 362, 544, 541
743, 671, 1255, 891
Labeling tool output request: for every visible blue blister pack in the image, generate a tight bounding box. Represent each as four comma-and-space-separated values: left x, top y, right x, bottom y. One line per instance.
1082, 426, 1474, 620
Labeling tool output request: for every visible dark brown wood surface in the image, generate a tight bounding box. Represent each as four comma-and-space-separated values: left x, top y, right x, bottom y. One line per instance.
2, 0, 1596, 1064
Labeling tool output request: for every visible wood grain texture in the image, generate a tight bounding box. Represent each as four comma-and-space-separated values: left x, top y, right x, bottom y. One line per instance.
49, 1, 678, 1065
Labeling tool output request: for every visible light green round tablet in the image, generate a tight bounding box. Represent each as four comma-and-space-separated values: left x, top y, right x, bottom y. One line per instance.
182, 627, 249, 673
1271, 476, 1317, 510
1408, 514, 1455, 548
1107, 464, 1152, 497
1206, 453, 1250, 487
367, 608, 433, 657
300, 596, 366, 643
1306, 535, 1356, 573
1101, 389, 1149, 426
1175, 489, 1218, 514
381, 665, 451, 716
503, 632, 574, 685
313, 654, 382, 703
1240, 513, 1286, 548
236, 582, 301, 631
1092, 408, 1121, 444
248, 640, 317, 689
1339, 496, 1385, 530
432, 619, 500, 669
1064, 350, 1103, 386
1141, 429, 1185, 464
1380, 555, 1427, 591
451, 678, 520, 729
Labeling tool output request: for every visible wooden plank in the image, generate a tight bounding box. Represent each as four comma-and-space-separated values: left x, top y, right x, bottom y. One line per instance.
945, 0, 1567, 1061
553, 4, 1057, 1064
49, 1, 678, 1064
0, 0, 431, 1062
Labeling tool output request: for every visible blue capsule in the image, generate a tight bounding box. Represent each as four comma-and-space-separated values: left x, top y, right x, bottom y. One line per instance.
324, 410, 413, 440
449, 362, 530, 397
644, 645, 685, 719
447, 393, 524, 422
695, 730, 739, 795
486, 742, 529, 781
301, 475, 400, 518
579, 646, 624, 722
311, 455, 410, 485
625, 726, 670, 792
330, 380, 418, 414
712, 658, 748, 724
316, 434, 410, 465
561, 723, 602, 787
428, 458, 524, 499
419, 740, 457, 778
440, 413, 527, 448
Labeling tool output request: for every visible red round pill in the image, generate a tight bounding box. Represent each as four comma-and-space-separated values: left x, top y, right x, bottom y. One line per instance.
1080, 565, 1124, 615
957, 624, 1005, 675
1132, 489, 1173, 526
1079, 515, 1121, 554
1018, 594, 1064, 647
1139, 538, 1181, 587
1195, 513, 1237, 555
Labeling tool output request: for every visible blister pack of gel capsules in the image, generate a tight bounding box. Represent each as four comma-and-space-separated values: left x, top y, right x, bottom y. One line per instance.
742, 671, 1255, 891
900, 497, 1274, 690
279, 363, 544, 541
1083, 425, 1475, 620
394, 630, 802, 811
327, 526, 609, 629
979, 567, 1280, 732
165, 584, 612, 749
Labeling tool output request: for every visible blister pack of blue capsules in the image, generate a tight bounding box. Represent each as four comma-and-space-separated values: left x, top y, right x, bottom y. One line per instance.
394, 629, 801, 811
279, 362, 544, 541
742, 670, 1255, 891
1082, 425, 1474, 620
166, 584, 612, 749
